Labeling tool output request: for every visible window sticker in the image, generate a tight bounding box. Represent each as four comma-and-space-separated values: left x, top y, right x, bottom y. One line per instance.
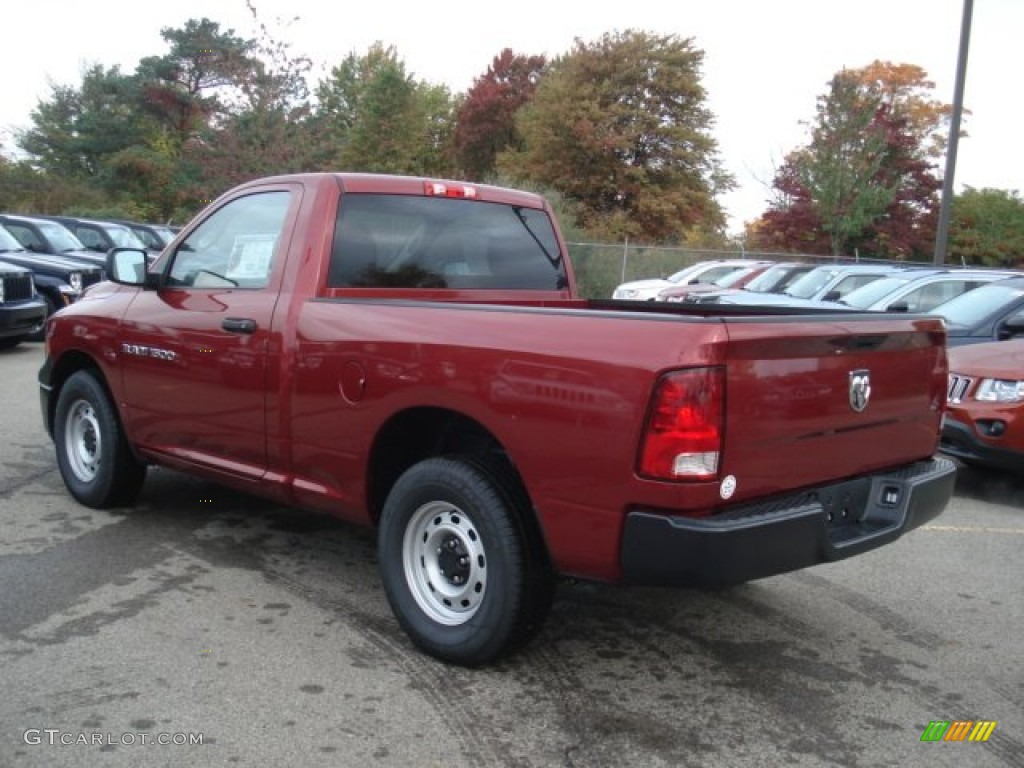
226, 234, 276, 279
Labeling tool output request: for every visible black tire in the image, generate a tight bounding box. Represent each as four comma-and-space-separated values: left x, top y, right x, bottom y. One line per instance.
0, 337, 22, 350
378, 456, 554, 666
54, 370, 146, 508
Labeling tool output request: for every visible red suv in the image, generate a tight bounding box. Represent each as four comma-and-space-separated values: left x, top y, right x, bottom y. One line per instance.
941, 339, 1024, 471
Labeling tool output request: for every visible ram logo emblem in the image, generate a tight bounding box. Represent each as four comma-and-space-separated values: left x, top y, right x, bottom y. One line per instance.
849, 369, 871, 413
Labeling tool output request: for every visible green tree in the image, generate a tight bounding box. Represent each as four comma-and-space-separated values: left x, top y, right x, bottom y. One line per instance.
498, 29, 732, 242
796, 72, 897, 256
315, 44, 456, 175
18, 65, 147, 180
948, 187, 1024, 267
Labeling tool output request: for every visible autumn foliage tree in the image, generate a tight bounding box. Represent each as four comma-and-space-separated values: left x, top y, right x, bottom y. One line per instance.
498, 29, 732, 243
753, 61, 947, 259
453, 49, 547, 180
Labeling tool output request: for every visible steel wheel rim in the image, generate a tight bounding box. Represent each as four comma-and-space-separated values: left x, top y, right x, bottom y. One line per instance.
65, 399, 101, 483
402, 501, 487, 626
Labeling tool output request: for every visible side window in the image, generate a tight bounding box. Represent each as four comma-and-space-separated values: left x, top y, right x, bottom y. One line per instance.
76, 228, 104, 250
136, 229, 160, 249
915, 281, 966, 312
832, 275, 878, 298
5, 224, 41, 250
167, 191, 290, 289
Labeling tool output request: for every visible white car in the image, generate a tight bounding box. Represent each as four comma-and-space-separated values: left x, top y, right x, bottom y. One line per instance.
835, 269, 1020, 312
611, 259, 764, 300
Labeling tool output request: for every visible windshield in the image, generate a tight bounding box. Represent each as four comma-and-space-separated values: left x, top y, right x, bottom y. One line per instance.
0, 226, 26, 251
839, 276, 912, 309
714, 266, 757, 288
933, 281, 1024, 327
103, 225, 147, 249
744, 265, 787, 292
36, 221, 86, 251
152, 226, 176, 246
784, 267, 838, 299
666, 264, 704, 284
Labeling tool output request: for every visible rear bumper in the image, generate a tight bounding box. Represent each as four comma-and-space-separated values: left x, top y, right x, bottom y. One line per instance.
620, 457, 956, 586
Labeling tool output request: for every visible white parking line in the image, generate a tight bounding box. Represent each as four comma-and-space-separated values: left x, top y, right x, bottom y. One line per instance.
921, 525, 1024, 534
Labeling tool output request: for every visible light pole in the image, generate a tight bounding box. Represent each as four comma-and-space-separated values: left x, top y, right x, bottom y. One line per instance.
934, 0, 974, 264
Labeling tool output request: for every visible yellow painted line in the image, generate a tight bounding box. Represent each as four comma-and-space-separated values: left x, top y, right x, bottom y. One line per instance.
921, 524, 1024, 534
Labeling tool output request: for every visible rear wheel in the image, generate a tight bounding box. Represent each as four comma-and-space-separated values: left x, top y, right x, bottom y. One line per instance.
54, 370, 146, 508
378, 456, 553, 666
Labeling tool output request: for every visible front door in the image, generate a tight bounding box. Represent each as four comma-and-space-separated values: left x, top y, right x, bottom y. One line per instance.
118, 186, 299, 480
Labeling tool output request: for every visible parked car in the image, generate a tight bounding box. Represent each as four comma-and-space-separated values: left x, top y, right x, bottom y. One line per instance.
111, 220, 176, 251
712, 263, 912, 307
0, 214, 109, 274
0, 225, 103, 339
686, 261, 816, 304
941, 339, 1024, 471
611, 258, 765, 300
831, 268, 1020, 312
33, 215, 151, 255
930, 276, 1024, 347
657, 261, 773, 302
0, 260, 46, 349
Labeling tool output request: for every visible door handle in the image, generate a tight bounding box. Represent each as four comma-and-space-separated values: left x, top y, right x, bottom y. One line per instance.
222, 317, 257, 334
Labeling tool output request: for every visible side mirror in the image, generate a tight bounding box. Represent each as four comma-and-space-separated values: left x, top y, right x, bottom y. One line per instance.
822, 290, 841, 302
106, 247, 152, 287
887, 300, 909, 313
999, 311, 1024, 339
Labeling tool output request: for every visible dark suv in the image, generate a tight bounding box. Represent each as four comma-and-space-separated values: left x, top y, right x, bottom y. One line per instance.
0, 214, 108, 274
35, 215, 152, 256
0, 260, 46, 349
0, 225, 103, 338
112, 220, 176, 251
932, 276, 1024, 347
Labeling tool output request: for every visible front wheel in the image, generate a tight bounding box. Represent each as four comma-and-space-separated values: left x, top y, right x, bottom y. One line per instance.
378, 457, 553, 666
54, 370, 146, 508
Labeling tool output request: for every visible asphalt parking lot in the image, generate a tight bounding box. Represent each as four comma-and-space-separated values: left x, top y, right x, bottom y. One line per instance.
1, 342, 1021, 768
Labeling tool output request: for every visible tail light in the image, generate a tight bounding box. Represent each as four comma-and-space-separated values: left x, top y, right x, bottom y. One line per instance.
638, 367, 724, 481
424, 181, 478, 199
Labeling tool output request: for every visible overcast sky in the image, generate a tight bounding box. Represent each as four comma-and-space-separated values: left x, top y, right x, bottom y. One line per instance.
2, 0, 1019, 233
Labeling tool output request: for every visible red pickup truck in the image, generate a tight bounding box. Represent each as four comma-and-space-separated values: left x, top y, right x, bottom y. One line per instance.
39, 173, 955, 665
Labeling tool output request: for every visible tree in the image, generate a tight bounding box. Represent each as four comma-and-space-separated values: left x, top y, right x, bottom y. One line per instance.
18, 65, 147, 180
752, 61, 947, 258
498, 30, 731, 243
188, 2, 318, 197
752, 153, 832, 254
453, 49, 547, 180
135, 18, 257, 143
796, 72, 897, 256
948, 187, 1024, 267
314, 44, 457, 175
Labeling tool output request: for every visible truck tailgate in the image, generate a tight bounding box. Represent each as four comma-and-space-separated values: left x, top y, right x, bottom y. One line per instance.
718, 315, 946, 503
